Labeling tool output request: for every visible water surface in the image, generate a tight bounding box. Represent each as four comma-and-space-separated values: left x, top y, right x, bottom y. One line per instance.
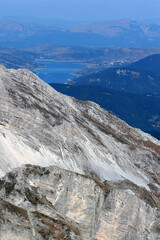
36, 61, 87, 84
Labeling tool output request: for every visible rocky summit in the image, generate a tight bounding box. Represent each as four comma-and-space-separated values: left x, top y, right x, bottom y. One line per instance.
0, 65, 160, 239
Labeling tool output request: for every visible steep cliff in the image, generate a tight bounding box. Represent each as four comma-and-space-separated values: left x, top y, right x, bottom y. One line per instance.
0, 65, 159, 239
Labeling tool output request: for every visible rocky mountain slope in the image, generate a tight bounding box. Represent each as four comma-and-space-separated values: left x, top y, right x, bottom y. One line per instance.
0, 65, 160, 239
50, 83, 160, 140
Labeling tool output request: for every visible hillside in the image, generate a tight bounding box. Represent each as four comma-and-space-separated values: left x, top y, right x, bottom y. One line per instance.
69, 18, 160, 47
71, 54, 160, 95
0, 66, 159, 239
50, 83, 160, 139
0, 46, 42, 70
128, 54, 160, 73
69, 18, 160, 38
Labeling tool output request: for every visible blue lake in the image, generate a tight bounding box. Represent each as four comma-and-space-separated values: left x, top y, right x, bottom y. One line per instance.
36, 61, 87, 84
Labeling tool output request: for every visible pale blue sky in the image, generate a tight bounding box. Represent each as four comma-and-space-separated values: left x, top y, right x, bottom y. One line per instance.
0, 0, 159, 22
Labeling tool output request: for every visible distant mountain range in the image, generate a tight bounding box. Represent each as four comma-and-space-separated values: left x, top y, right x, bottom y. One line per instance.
69, 18, 160, 38
0, 18, 160, 48
70, 54, 160, 95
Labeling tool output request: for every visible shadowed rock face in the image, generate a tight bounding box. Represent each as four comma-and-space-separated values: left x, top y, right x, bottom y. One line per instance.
0, 65, 160, 239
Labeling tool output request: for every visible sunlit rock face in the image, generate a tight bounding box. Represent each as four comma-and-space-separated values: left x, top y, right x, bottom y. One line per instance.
0, 65, 159, 239
0, 165, 159, 240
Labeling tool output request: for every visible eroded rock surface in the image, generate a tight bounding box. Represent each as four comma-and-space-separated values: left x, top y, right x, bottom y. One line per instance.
0, 65, 160, 239
0, 165, 159, 240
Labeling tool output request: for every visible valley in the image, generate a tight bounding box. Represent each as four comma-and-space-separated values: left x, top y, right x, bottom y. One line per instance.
0, 2, 160, 239
0, 45, 160, 140
1, 44, 160, 77
35, 60, 87, 83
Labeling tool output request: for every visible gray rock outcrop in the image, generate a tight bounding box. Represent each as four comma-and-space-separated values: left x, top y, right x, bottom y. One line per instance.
0, 165, 159, 240
0, 65, 159, 239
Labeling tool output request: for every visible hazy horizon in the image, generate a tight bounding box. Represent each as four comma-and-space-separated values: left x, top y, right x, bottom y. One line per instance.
0, 0, 159, 24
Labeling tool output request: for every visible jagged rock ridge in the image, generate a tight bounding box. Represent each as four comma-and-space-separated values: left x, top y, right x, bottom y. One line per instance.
0, 65, 160, 239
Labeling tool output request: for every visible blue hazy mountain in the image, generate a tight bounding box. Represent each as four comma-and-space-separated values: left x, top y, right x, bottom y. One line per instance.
127, 54, 160, 74
0, 19, 160, 48
70, 54, 160, 95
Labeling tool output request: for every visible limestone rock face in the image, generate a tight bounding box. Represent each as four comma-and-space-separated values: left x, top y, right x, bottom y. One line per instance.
0, 165, 159, 240
0, 65, 160, 239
